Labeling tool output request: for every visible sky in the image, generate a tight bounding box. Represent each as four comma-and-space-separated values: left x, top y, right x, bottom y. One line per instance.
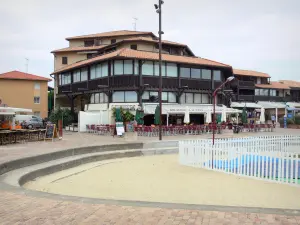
0, 0, 299, 86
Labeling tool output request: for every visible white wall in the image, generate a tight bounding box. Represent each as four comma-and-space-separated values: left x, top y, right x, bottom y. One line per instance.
78, 111, 109, 132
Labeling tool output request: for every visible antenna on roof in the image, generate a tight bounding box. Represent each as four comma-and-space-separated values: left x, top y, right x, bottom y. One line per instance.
25, 58, 29, 73
133, 17, 138, 31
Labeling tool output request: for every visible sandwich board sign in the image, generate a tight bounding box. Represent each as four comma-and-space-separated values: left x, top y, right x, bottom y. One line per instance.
44, 124, 58, 141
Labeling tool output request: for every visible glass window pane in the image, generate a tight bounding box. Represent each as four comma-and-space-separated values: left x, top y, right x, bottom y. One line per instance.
112, 91, 124, 102
263, 89, 268, 96
91, 65, 96, 79
255, 89, 259, 95
191, 68, 201, 79
166, 63, 177, 77
180, 94, 185, 103
162, 63, 166, 76
124, 60, 133, 74
114, 60, 123, 75
180, 67, 190, 78
168, 92, 177, 103
102, 62, 108, 77
162, 92, 168, 101
202, 94, 209, 103
186, 93, 193, 104
194, 93, 201, 103
149, 91, 158, 96
81, 68, 88, 81
154, 62, 159, 76
142, 61, 154, 75
125, 91, 137, 102
94, 93, 100, 103
202, 69, 211, 79
99, 93, 104, 103
142, 91, 150, 100
134, 60, 139, 75
73, 70, 80, 82
95, 64, 101, 78
213, 70, 221, 81
104, 93, 108, 102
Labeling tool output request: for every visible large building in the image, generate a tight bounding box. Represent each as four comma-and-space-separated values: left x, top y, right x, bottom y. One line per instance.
51, 30, 300, 124
0, 71, 51, 118
51, 30, 235, 124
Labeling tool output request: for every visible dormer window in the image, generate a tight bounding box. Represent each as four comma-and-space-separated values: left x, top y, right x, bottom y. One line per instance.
84, 40, 94, 47
111, 39, 116, 44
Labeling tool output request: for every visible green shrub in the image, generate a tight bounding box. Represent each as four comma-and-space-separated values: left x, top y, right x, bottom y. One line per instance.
278, 117, 295, 125
294, 115, 300, 125
49, 108, 73, 127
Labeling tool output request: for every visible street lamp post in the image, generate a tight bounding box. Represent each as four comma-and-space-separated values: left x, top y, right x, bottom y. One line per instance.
154, 0, 164, 141
212, 76, 235, 145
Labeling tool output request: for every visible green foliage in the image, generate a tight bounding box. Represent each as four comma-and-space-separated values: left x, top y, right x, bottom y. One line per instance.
295, 115, 300, 125
49, 108, 73, 127
112, 107, 134, 122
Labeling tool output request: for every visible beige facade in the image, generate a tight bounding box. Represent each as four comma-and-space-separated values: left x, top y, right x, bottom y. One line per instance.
54, 52, 87, 71
0, 79, 48, 118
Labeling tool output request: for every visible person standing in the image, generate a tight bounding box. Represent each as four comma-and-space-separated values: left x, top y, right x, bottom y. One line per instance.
271, 114, 276, 127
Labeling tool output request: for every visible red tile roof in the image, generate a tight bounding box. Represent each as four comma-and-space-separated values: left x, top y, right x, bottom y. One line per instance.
121, 37, 186, 47
233, 69, 271, 78
66, 30, 155, 40
255, 81, 290, 90
279, 80, 300, 88
0, 71, 51, 81
51, 48, 231, 74
51, 45, 107, 53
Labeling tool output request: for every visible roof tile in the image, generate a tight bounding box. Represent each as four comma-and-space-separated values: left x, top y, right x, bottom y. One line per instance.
0, 71, 51, 81
233, 69, 270, 78
255, 81, 290, 89
279, 80, 300, 88
52, 48, 231, 74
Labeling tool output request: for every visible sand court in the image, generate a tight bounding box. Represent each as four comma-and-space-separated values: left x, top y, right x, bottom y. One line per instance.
24, 154, 300, 209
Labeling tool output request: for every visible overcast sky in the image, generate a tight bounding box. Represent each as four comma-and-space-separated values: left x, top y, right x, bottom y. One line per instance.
0, 0, 299, 85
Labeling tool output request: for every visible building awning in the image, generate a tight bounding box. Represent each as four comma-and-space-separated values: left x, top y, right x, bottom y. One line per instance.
0, 112, 15, 115
256, 101, 286, 109
0, 107, 32, 113
143, 103, 241, 115
286, 102, 300, 108
231, 102, 262, 108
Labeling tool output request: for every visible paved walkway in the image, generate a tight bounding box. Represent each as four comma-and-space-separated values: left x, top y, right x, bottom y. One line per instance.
0, 129, 300, 224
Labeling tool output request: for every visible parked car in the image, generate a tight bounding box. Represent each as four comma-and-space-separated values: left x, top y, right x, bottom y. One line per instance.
15, 115, 44, 129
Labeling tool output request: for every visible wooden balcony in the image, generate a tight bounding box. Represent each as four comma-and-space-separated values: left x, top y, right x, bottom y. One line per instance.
238, 95, 254, 102
238, 80, 255, 89
110, 75, 139, 88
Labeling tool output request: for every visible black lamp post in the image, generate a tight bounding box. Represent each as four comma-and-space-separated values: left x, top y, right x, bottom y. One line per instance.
154, 0, 164, 140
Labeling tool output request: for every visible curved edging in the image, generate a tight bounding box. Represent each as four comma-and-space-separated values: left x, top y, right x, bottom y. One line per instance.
0, 143, 143, 176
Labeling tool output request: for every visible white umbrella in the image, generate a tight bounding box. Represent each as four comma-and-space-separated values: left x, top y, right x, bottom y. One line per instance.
221, 106, 227, 122
184, 106, 190, 124
205, 112, 212, 123
260, 108, 265, 123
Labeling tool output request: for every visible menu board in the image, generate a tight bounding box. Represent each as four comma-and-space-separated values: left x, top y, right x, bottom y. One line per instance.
126, 122, 134, 132
116, 122, 125, 136
45, 124, 56, 141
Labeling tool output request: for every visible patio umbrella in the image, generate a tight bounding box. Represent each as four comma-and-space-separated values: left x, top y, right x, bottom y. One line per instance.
115, 108, 123, 122
260, 107, 265, 123
221, 106, 227, 122
154, 105, 160, 125
135, 109, 144, 125
205, 112, 212, 123
216, 114, 222, 123
184, 106, 190, 124
242, 107, 247, 124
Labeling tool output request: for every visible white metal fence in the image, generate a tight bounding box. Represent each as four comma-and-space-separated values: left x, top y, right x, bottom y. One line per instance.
179, 135, 300, 186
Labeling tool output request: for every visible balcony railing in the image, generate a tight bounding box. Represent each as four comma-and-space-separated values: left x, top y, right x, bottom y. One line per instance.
238, 80, 255, 88
238, 95, 254, 102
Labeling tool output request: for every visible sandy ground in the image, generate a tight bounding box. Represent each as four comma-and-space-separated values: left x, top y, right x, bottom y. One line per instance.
24, 154, 300, 209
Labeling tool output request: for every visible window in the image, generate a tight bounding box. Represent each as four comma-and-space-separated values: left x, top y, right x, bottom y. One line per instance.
73, 70, 81, 82
154, 62, 166, 76
113, 60, 133, 75
180, 67, 190, 78
84, 40, 94, 47
90, 93, 108, 104
191, 68, 201, 79
162, 92, 168, 101
142, 61, 154, 75
180, 93, 209, 104
168, 92, 177, 103
130, 44, 137, 50
124, 60, 133, 74
166, 63, 177, 77
111, 39, 116, 44
112, 91, 137, 102
81, 68, 88, 81
34, 83, 40, 89
114, 60, 123, 75
34, 97, 40, 104
60, 73, 71, 85
62, 57, 68, 65
34, 111, 40, 117
142, 91, 176, 103
202, 69, 211, 79
102, 62, 108, 77
270, 89, 276, 96
255, 89, 260, 96
213, 70, 221, 81
87, 54, 93, 59
134, 60, 139, 75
